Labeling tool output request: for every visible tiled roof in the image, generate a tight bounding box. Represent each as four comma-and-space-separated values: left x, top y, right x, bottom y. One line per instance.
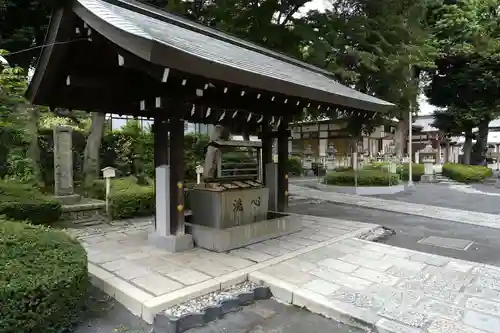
74, 0, 394, 112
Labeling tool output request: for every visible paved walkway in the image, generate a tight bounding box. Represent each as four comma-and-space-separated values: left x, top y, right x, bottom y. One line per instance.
251, 237, 500, 333
289, 184, 500, 229
68, 215, 376, 324
68, 214, 500, 333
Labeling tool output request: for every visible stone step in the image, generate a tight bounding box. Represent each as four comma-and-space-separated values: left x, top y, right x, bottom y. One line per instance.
60, 200, 107, 225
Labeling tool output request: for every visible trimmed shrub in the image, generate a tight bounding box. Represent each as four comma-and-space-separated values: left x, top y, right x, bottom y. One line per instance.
324, 170, 400, 186
334, 166, 352, 172
442, 163, 493, 183
362, 162, 387, 171
398, 163, 424, 182
85, 177, 191, 220
363, 162, 424, 181
0, 181, 61, 225
287, 156, 303, 176
0, 220, 88, 333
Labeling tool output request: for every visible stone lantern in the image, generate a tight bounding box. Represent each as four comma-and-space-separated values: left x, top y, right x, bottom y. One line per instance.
326, 143, 336, 170
303, 144, 313, 171
420, 144, 437, 183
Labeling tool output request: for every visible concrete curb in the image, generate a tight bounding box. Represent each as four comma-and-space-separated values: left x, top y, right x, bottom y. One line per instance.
152, 286, 272, 333
314, 183, 406, 196
248, 271, 399, 333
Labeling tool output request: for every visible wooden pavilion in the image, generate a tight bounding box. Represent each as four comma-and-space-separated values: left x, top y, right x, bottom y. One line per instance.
27, 0, 394, 251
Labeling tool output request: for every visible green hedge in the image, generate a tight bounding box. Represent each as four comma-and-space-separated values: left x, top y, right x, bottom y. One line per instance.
85, 178, 191, 220
0, 220, 88, 333
442, 163, 493, 183
398, 163, 424, 182
0, 181, 61, 225
324, 170, 400, 186
287, 156, 303, 176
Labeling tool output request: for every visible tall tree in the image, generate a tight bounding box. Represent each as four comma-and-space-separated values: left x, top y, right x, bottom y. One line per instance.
432, 107, 478, 164
426, 0, 500, 164
301, 0, 434, 158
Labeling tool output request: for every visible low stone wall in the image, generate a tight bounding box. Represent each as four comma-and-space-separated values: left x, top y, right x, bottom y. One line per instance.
314, 183, 406, 195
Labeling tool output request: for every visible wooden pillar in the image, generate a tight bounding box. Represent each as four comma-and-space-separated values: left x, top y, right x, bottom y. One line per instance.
169, 114, 185, 236
152, 119, 169, 236
277, 119, 289, 212
261, 120, 273, 184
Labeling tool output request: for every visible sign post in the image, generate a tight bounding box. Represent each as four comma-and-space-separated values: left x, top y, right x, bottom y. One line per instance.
195, 164, 204, 184
101, 166, 116, 215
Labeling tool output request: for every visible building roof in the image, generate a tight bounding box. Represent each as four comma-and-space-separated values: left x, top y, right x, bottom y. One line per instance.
27, 0, 393, 116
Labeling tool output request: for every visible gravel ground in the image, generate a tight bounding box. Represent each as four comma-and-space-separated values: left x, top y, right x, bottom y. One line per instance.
72, 286, 368, 333
164, 281, 262, 317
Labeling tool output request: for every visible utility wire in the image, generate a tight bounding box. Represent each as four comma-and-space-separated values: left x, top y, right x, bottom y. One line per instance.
2, 38, 90, 57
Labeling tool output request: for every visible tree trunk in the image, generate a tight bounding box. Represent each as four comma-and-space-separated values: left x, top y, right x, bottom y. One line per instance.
203, 125, 230, 179
26, 106, 43, 186
445, 140, 450, 163
83, 112, 106, 185
471, 118, 489, 165
394, 118, 407, 159
463, 133, 473, 165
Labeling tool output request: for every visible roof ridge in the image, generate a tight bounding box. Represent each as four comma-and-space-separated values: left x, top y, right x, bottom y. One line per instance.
102, 0, 338, 80
79, 0, 152, 40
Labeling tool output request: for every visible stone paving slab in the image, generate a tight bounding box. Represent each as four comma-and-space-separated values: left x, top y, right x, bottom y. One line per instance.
250, 237, 500, 333
68, 214, 378, 324
289, 184, 500, 230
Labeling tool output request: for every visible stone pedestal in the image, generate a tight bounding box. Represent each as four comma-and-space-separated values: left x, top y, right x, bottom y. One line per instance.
421, 156, 437, 183
419, 144, 437, 183
53, 126, 105, 225
186, 213, 302, 252
53, 126, 75, 197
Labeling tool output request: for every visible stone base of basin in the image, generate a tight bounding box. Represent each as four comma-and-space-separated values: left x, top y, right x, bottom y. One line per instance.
186, 214, 302, 252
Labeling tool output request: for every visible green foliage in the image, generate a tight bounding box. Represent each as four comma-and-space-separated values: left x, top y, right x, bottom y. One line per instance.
286, 156, 303, 176
0, 180, 61, 224
85, 177, 191, 220
302, 0, 433, 122
334, 166, 353, 172
442, 163, 493, 183
362, 162, 389, 171
397, 163, 425, 181
426, 0, 500, 163
324, 170, 400, 186
363, 162, 424, 181
0, 220, 88, 333
184, 132, 210, 180
0, 65, 37, 181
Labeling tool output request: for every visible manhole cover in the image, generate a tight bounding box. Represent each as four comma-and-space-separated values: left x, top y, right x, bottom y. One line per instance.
418, 236, 473, 251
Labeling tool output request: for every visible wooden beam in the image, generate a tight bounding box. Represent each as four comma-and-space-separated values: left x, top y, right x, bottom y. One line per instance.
277, 118, 289, 212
